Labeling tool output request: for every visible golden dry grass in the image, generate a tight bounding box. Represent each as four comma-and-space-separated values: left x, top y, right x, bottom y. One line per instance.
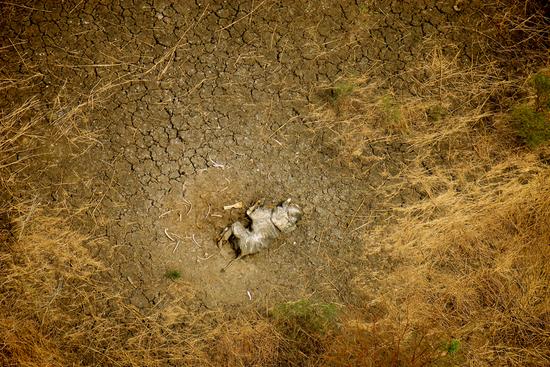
305, 13, 549, 365
0, 198, 281, 366
331, 167, 550, 366
2, 57, 547, 367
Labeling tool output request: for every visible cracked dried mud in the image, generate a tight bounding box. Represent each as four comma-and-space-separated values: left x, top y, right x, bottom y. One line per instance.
1, 0, 499, 310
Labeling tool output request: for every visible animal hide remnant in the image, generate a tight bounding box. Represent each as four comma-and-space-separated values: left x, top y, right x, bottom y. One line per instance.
219, 199, 303, 258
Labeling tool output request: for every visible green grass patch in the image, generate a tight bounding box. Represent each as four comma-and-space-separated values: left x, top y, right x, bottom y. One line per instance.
512, 104, 550, 148
380, 94, 402, 124
447, 338, 461, 355
510, 71, 550, 148
330, 81, 355, 101
533, 72, 550, 110
271, 299, 338, 334
270, 299, 339, 364
164, 269, 181, 280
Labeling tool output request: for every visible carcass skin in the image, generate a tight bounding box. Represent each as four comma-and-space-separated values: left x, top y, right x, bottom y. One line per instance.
220, 199, 303, 259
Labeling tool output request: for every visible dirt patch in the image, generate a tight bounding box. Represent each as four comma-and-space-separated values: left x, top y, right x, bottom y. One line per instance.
2, 0, 378, 310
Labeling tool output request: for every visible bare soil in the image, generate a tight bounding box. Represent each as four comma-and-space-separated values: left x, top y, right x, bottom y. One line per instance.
0, 0, 510, 312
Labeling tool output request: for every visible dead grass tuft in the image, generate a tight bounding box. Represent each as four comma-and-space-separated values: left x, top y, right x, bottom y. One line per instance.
210, 317, 281, 367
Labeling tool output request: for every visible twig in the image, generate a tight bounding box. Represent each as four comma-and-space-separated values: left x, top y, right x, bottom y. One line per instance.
197, 253, 215, 261
209, 158, 225, 168
184, 77, 213, 97
217, 0, 268, 32
8, 39, 30, 71
159, 210, 175, 219
68, 0, 85, 14
221, 256, 241, 272
56, 63, 126, 68
269, 116, 300, 138
192, 234, 200, 247
164, 228, 175, 241
142, 7, 209, 80
0, 1, 51, 12
224, 202, 243, 210
17, 196, 39, 239
182, 198, 192, 215
347, 197, 366, 228
205, 203, 211, 219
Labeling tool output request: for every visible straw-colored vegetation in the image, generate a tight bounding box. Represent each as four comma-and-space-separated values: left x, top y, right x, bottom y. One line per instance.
306, 54, 550, 365
1, 1, 548, 366
303, 2, 549, 364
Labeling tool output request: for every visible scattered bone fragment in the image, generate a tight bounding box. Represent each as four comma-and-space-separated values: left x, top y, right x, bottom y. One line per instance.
223, 201, 243, 210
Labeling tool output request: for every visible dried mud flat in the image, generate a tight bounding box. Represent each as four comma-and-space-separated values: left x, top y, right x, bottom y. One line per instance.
1, 1, 500, 311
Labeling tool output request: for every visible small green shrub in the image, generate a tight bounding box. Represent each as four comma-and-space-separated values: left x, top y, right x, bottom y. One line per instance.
512, 104, 550, 148
427, 105, 448, 122
428, 338, 465, 367
380, 94, 401, 124
532, 72, 550, 110
270, 300, 339, 364
164, 269, 181, 280
510, 72, 550, 148
271, 299, 338, 334
447, 338, 460, 355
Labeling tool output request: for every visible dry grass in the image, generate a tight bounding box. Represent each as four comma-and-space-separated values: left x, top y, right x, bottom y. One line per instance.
0, 95, 285, 366
0, 16, 289, 363
307, 45, 519, 163
330, 165, 550, 366
304, 3, 550, 365
388, 173, 550, 366
0, 36, 298, 367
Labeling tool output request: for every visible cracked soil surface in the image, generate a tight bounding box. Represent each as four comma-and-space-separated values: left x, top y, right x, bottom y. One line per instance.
1, 0, 494, 310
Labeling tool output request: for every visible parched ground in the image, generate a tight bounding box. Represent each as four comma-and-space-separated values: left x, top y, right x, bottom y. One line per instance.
1, 0, 493, 310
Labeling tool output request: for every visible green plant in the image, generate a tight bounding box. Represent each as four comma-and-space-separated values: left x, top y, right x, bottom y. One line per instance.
447, 339, 460, 355
510, 71, 550, 148
512, 104, 550, 148
271, 299, 338, 334
270, 300, 338, 364
532, 72, 550, 110
380, 94, 402, 125
427, 105, 448, 122
164, 270, 181, 280
330, 81, 355, 101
